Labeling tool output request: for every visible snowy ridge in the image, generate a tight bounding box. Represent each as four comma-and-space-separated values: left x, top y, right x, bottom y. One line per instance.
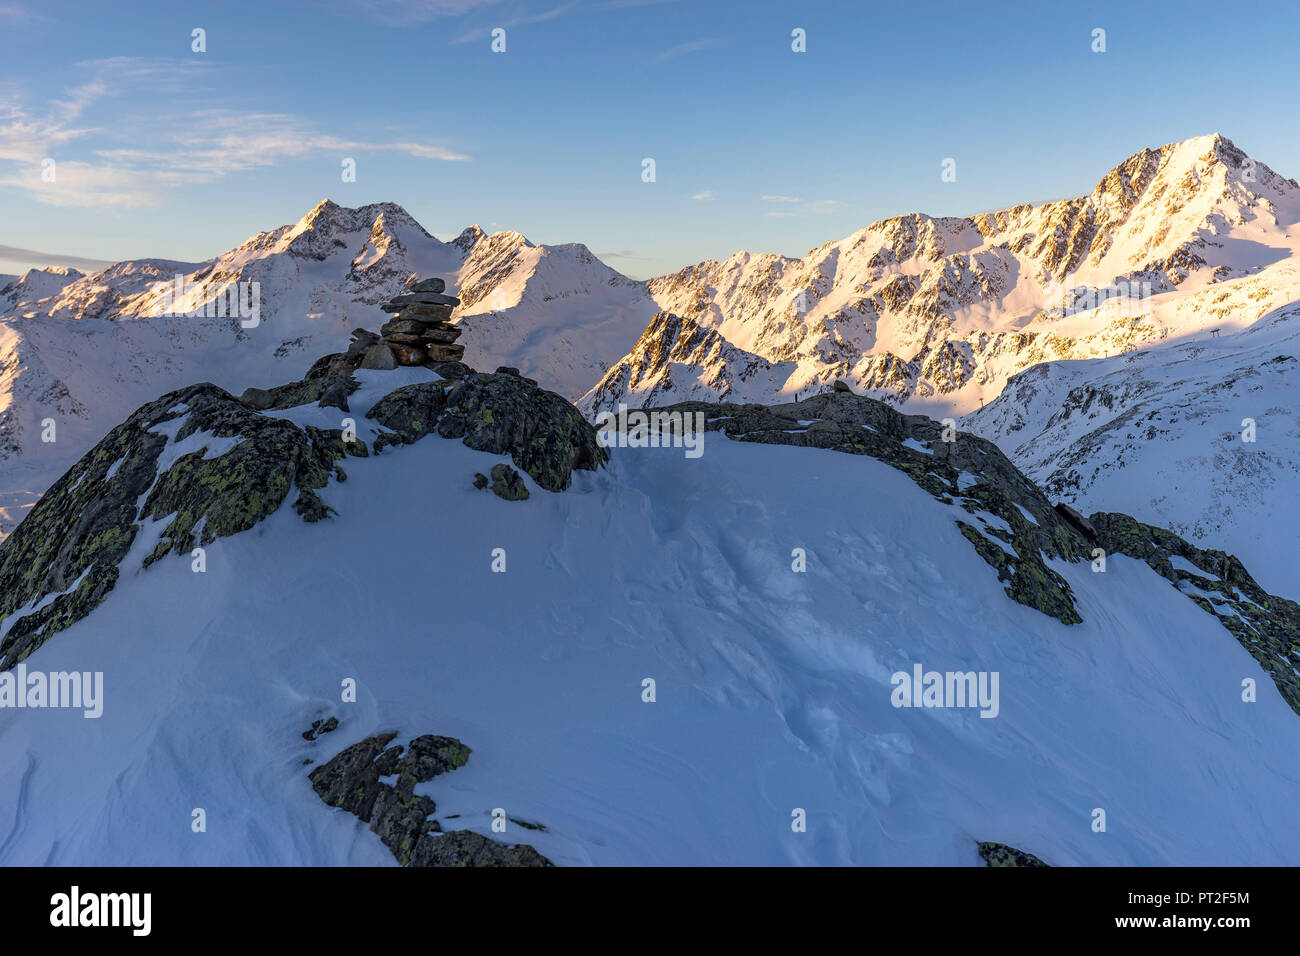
0, 366, 1297, 865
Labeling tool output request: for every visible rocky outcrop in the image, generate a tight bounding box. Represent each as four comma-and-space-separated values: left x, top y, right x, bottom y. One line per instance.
1090, 512, 1300, 716
302, 716, 338, 741
309, 732, 550, 867
0, 383, 367, 671
486, 462, 529, 500
978, 842, 1049, 867
367, 370, 607, 492
240, 372, 361, 412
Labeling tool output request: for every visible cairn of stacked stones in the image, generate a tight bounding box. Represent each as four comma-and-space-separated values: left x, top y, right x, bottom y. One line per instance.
357, 277, 464, 370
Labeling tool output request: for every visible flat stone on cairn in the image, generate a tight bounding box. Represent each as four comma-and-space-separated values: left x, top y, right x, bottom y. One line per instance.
369, 276, 466, 367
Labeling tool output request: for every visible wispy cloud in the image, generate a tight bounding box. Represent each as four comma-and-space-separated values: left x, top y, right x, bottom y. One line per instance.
596, 249, 650, 260
0, 65, 470, 208
454, 1, 578, 43
807, 198, 842, 214
51, 81, 108, 122
759, 195, 843, 217
0, 243, 114, 272
652, 37, 725, 63
0, 2, 48, 21
333, 0, 504, 26
691, 189, 716, 201
591, 0, 678, 8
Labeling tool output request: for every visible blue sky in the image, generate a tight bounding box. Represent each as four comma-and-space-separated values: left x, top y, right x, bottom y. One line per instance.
1, 0, 1297, 279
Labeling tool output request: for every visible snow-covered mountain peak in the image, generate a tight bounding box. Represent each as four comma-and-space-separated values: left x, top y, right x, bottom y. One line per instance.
605, 134, 1300, 418
452, 224, 486, 253
274, 198, 430, 262
0, 266, 86, 312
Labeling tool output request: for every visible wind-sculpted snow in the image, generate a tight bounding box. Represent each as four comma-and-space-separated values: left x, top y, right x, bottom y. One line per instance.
645, 391, 1088, 624
642, 389, 1300, 711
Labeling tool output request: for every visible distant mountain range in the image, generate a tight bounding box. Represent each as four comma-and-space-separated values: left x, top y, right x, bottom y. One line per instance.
2, 133, 1297, 591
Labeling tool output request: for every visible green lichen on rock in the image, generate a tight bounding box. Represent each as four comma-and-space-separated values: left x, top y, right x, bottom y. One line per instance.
0, 403, 164, 671
438, 372, 608, 491
0, 382, 357, 670
1090, 511, 1300, 717
366, 371, 607, 492
488, 463, 529, 501
978, 841, 1049, 867
649, 392, 1087, 624
309, 731, 550, 867
957, 522, 1082, 625
240, 372, 361, 412
411, 829, 550, 867
365, 381, 450, 446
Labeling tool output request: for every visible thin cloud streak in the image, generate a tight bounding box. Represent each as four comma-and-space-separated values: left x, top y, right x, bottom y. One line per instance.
652, 37, 726, 63
0, 243, 115, 272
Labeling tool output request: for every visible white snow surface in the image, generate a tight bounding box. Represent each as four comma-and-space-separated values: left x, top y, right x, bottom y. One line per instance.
0, 372, 1296, 865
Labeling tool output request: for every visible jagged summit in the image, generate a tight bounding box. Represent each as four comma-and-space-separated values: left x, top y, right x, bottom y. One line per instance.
452, 224, 486, 253
608, 133, 1300, 417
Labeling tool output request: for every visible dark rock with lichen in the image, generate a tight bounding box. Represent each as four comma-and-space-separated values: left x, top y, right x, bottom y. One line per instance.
366, 371, 607, 492
302, 716, 339, 741
1090, 511, 1300, 717
411, 830, 550, 867
489, 463, 529, 500
436, 372, 607, 491
309, 732, 550, 867
978, 841, 1049, 867
240, 373, 360, 412
0, 382, 365, 671
365, 381, 451, 452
